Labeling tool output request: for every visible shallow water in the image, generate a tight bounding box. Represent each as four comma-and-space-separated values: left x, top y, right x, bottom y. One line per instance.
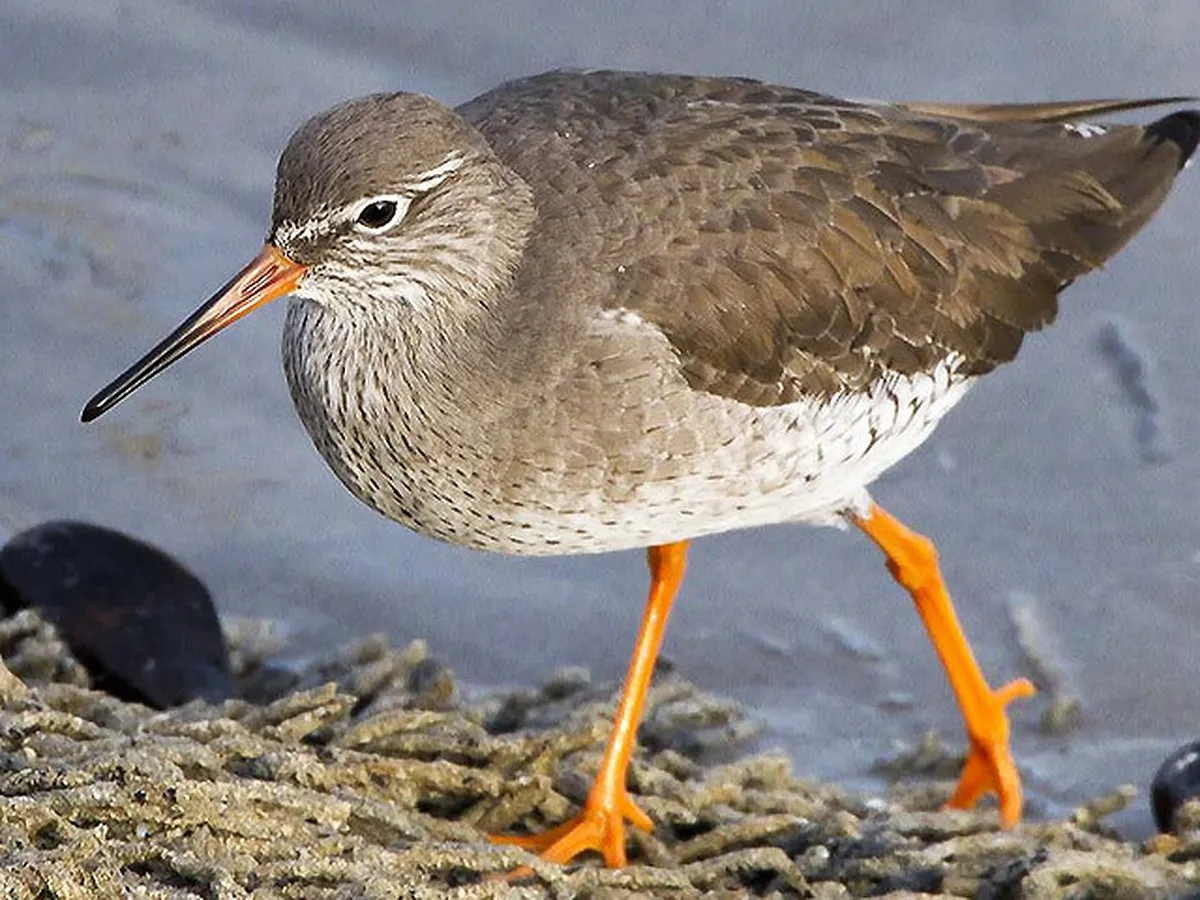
2, 0, 1199, 835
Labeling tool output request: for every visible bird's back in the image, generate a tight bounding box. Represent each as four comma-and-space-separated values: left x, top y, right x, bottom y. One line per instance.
462, 70, 1197, 406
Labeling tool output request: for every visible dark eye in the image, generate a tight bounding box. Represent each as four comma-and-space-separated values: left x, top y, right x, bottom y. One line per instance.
356, 199, 400, 230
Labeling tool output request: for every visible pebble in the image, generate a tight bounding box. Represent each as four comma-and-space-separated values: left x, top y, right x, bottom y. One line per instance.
1151, 739, 1200, 833
0, 520, 233, 707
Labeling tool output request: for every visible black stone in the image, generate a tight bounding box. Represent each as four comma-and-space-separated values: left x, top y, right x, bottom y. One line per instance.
1151, 739, 1200, 833
0, 520, 234, 708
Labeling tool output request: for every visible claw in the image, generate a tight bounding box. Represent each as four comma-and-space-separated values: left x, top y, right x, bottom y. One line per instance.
947, 676, 1036, 825
490, 787, 653, 870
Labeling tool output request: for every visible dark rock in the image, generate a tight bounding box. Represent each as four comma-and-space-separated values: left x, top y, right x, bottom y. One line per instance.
0, 520, 233, 707
1152, 740, 1200, 833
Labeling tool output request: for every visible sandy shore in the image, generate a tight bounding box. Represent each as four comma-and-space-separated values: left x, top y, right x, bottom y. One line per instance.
1, 614, 1198, 898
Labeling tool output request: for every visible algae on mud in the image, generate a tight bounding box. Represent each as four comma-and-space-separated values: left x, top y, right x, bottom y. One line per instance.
0, 613, 1197, 898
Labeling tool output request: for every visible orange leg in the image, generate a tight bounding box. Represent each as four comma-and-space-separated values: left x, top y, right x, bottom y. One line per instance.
490, 541, 688, 868
852, 503, 1035, 826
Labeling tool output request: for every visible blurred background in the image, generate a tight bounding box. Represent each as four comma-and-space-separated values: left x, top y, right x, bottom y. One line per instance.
2, 0, 1198, 834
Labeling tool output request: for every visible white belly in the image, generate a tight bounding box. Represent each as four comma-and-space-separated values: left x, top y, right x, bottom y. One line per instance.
291, 336, 972, 555
468, 356, 973, 553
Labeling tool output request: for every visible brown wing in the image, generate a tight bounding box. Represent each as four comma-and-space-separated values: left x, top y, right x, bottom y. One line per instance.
462, 70, 1197, 405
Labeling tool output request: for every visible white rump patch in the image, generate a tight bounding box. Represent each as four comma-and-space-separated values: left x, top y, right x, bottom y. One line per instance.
1064, 122, 1108, 139
596, 307, 647, 327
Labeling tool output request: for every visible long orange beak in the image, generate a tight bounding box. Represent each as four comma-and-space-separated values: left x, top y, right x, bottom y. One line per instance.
81, 244, 307, 423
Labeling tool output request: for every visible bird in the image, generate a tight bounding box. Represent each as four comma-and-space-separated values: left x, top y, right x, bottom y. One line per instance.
82, 69, 1198, 869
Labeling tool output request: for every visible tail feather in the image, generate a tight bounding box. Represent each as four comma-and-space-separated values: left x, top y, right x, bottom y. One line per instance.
900, 96, 1197, 124
1145, 110, 1200, 169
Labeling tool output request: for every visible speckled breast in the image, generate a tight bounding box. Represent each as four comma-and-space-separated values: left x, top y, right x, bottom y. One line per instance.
281, 301, 973, 556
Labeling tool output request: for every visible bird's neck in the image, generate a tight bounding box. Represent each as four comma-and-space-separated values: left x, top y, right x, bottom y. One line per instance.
279, 231, 553, 498
282, 270, 522, 428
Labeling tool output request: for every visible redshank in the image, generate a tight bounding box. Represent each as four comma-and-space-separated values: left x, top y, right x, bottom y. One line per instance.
83, 70, 1198, 868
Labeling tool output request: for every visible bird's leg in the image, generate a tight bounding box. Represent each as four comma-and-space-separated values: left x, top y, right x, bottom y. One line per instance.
851, 502, 1035, 825
489, 541, 688, 869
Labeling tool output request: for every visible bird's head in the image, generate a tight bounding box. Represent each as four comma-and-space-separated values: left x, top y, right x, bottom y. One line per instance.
82, 92, 533, 423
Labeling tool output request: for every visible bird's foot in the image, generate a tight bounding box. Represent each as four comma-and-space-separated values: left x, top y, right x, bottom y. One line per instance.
489, 786, 654, 874
947, 676, 1036, 826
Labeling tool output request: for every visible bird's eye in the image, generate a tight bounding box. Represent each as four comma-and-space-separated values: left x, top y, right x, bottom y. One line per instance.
356, 199, 400, 230
350, 196, 412, 234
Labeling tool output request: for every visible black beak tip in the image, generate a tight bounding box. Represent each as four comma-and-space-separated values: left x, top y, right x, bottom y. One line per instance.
81, 397, 106, 424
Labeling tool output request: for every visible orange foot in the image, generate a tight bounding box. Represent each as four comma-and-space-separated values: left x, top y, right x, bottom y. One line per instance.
489, 542, 687, 876
946, 677, 1036, 824
490, 787, 653, 869
853, 503, 1037, 826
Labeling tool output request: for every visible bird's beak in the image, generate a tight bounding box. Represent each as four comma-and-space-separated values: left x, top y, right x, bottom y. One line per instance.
81, 244, 307, 423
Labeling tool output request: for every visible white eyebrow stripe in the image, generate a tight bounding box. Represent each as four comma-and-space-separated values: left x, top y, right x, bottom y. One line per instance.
272, 154, 466, 246
405, 153, 465, 192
